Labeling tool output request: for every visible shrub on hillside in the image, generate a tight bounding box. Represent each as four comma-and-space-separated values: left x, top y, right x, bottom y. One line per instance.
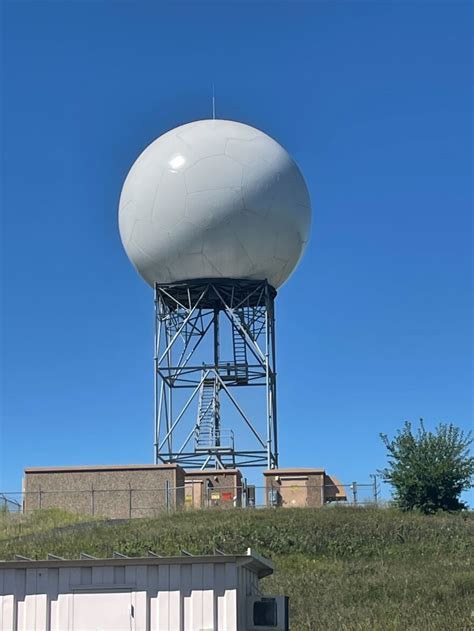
380, 420, 474, 513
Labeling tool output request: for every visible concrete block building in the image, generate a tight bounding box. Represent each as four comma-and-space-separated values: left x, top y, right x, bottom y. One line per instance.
23, 464, 185, 518
184, 469, 243, 509
264, 468, 347, 508
22, 464, 347, 516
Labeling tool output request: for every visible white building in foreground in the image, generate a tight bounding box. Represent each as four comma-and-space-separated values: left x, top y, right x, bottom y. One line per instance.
0, 548, 288, 631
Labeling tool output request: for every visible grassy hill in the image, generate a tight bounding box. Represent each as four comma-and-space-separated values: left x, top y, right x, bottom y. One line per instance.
1, 506, 472, 630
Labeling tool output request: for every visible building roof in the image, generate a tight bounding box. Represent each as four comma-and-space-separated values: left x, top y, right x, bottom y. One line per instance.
0, 548, 273, 578
184, 468, 242, 476
263, 467, 325, 475
24, 463, 182, 474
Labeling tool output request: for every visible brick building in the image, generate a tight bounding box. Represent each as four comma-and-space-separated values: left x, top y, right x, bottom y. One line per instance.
263, 468, 347, 507
184, 469, 242, 509
22, 464, 346, 516
23, 464, 185, 518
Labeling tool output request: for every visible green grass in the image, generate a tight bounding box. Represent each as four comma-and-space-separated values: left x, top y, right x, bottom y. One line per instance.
1, 506, 473, 630
0, 507, 93, 541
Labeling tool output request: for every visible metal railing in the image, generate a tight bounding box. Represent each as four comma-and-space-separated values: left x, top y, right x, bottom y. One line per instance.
0, 479, 382, 518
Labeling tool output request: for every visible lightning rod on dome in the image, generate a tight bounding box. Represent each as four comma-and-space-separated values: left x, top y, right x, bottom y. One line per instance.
212, 83, 216, 119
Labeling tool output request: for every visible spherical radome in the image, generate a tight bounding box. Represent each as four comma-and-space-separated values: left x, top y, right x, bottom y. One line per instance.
118, 119, 311, 289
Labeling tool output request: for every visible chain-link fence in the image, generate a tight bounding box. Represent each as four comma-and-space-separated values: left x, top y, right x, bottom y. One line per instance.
0, 494, 22, 514
0, 479, 382, 518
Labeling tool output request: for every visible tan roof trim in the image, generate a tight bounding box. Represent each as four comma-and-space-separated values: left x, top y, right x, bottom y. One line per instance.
184, 469, 242, 475
24, 464, 183, 474
263, 468, 325, 475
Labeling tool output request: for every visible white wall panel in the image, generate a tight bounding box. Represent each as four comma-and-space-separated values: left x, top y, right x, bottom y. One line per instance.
155, 564, 169, 631
0, 570, 16, 631
202, 564, 216, 631
71, 591, 132, 631
181, 564, 192, 631
191, 563, 204, 630
168, 563, 182, 631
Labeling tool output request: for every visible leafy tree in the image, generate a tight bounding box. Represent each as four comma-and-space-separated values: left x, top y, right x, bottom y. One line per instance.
380, 420, 474, 513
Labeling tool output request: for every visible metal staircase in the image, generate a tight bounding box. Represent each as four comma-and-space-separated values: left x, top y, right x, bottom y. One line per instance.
232, 310, 249, 384
195, 376, 220, 450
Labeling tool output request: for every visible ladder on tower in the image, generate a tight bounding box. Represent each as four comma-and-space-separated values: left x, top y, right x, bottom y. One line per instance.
232, 310, 249, 384
195, 376, 220, 450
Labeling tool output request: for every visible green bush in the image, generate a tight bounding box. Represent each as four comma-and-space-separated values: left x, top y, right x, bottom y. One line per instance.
380, 420, 474, 513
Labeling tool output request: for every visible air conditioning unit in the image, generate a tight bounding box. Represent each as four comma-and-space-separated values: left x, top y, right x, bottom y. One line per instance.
246, 596, 289, 630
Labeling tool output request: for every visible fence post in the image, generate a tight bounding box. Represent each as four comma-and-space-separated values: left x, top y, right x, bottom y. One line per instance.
91, 484, 95, 516
38, 486, 42, 510
165, 480, 170, 512
206, 480, 211, 508
371, 474, 378, 505
129, 484, 132, 518
351, 481, 358, 505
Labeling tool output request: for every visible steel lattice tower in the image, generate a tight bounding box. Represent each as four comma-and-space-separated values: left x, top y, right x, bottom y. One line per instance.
153, 279, 278, 470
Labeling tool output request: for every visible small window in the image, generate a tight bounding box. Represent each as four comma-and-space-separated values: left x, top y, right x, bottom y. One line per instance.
253, 598, 277, 626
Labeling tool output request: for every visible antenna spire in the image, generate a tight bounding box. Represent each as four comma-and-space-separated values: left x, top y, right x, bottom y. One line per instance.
212, 84, 216, 120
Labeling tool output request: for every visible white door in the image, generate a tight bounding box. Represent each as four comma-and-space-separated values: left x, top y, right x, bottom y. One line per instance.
72, 590, 134, 631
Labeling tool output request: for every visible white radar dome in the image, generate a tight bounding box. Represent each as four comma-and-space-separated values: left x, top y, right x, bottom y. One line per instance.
119, 119, 311, 289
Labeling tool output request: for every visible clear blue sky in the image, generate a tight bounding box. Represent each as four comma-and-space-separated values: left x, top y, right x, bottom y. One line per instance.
1, 2, 472, 504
